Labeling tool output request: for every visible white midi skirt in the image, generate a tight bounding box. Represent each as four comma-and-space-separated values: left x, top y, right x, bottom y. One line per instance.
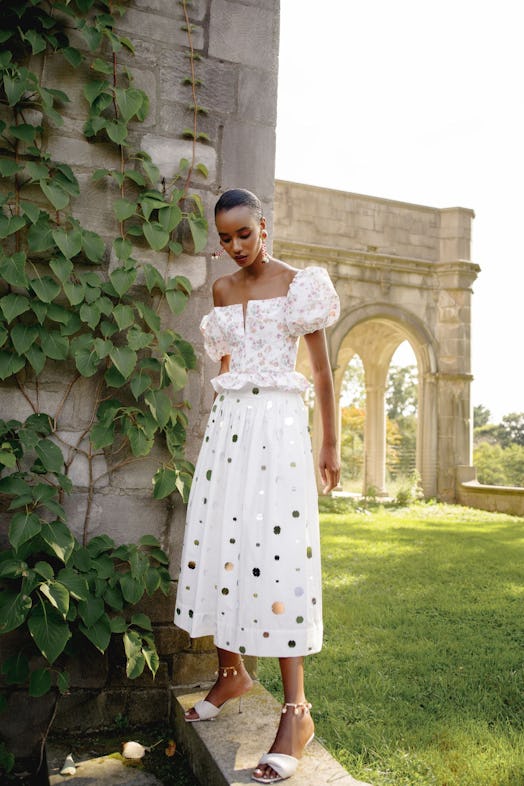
175, 387, 323, 657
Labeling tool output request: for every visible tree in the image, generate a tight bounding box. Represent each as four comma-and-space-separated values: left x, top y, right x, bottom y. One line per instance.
386, 365, 418, 419
473, 405, 491, 428
499, 413, 524, 447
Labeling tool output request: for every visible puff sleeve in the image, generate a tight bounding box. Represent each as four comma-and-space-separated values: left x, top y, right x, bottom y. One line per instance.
200, 310, 229, 362
285, 267, 340, 336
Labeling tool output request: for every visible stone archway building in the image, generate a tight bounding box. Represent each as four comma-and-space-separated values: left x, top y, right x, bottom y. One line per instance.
273, 180, 480, 502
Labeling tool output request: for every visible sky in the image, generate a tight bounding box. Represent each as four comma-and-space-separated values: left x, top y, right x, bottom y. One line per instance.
275, 0, 524, 422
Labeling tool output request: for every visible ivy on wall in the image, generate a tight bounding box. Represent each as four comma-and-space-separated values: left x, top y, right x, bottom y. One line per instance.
0, 0, 209, 752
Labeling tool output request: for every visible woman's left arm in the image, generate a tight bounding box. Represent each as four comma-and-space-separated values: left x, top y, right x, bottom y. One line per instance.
304, 329, 340, 493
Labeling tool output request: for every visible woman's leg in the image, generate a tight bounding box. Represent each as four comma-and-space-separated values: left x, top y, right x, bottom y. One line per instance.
184, 646, 253, 721
252, 656, 314, 781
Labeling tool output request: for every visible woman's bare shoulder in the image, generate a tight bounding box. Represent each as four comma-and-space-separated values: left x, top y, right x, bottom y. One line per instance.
212, 273, 238, 306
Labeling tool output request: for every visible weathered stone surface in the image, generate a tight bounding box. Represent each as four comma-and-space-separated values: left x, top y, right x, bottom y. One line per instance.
141, 134, 217, 182
209, 0, 278, 70
238, 65, 278, 125
172, 651, 218, 686
154, 624, 191, 655
118, 7, 204, 49
221, 121, 276, 200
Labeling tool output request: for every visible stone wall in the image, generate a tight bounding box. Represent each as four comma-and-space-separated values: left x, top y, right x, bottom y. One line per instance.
0, 0, 279, 730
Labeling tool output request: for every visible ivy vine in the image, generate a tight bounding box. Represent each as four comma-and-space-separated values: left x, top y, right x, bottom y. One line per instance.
0, 0, 210, 760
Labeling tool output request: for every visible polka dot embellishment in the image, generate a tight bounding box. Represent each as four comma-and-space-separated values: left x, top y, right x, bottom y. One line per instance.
288, 640, 296, 648
307, 547, 313, 558
272, 602, 285, 614
273, 526, 281, 534
188, 561, 196, 569
221, 588, 229, 595
206, 470, 212, 480
263, 632, 270, 638
252, 387, 259, 394
296, 616, 304, 623
232, 434, 238, 442
252, 568, 261, 577
239, 646, 246, 654
224, 562, 234, 571
292, 510, 300, 518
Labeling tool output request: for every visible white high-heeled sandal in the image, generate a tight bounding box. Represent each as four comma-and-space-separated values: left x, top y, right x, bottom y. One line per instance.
251, 702, 314, 783
184, 662, 244, 722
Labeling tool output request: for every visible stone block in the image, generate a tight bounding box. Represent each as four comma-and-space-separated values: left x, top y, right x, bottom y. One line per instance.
118, 7, 204, 49
71, 173, 120, 236
141, 133, 217, 182
160, 57, 239, 115
158, 101, 221, 151
126, 688, 169, 725
187, 635, 215, 654
209, 0, 278, 70
52, 689, 128, 732
0, 383, 35, 423
238, 64, 278, 125
153, 624, 191, 655
47, 135, 120, 172
172, 651, 218, 686
131, 0, 207, 19
55, 431, 108, 489
75, 490, 171, 547
109, 661, 169, 689
220, 121, 276, 201
66, 646, 109, 689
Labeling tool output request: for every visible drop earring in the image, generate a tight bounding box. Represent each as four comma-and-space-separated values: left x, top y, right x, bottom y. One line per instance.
212, 247, 225, 259
261, 230, 269, 263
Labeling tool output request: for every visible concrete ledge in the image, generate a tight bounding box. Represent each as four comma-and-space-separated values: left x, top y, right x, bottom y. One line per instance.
172, 682, 372, 786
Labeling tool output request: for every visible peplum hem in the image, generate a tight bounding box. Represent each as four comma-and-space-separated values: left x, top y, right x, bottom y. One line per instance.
211, 369, 309, 393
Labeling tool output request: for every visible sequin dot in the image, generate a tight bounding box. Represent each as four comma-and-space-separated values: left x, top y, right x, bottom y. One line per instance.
263, 632, 270, 638
230, 538, 236, 544
188, 610, 193, 618
232, 434, 238, 442
307, 547, 313, 558
272, 602, 285, 614
252, 387, 259, 394
194, 539, 199, 545
224, 562, 234, 571
221, 587, 229, 595
253, 568, 260, 577
176, 608, 181, 615
288, 640, 296, 648
290, 461, 296, 467
273, 526, 281, 534
188, 561, 196, 569
206, 469, 212, 480
274, 555, 280, 561
239, 646, 246, 654
261, 465, 267, 470
292, 510, 300, 518
296, 616, 304, 623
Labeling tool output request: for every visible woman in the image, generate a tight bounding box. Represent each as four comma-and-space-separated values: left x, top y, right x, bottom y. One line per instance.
175, 188, 340, 783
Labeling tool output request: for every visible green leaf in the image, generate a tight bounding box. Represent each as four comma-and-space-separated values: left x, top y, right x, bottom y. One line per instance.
187, 214, 208, 253
29, 668, 52, 697
47, 303, 72, 325
79, 301, 101, 329
142, 639, 159, 676
24, 29, 47, 55
129, 368, 152, 399
0, 158, 23, 177
113, 304, 135, 331
130, 613, 152, 631
152, 466, 178, 499
9, 511, 41, 551
82, 230, 105, 262
0, 251, 29, 287
1, 652, 29, 684
145, 389, 172, 429
83, 79, 109, 105
39, 581, 70, 619
0, 293, 30, 323
144, 566, 161, 595
113, 198, 137, 221
0, 351, 25, 380
40, 180, 69, 210
90, 420, 115, 450
143, 263, 165, 293
63, 280, 86, 306
40, 330, 69, 360
24, 344, 46, 375
26, 161, 49, 180
143, 221, 170, 251
127, 329, 152, 352
49, 256, 74, 282
123, 629, 145, 678
28, 602, 71, 663
40, 521, 75, 563
78, 595, 104, 627
63, 46, 83, 67
56, 568, 88, 601
113, 236, 132, 260
142, 159, 160, 185
109, 346, 137, 379
106, 119, 128, 145
158, 204, 182, 233
0, 589, 32, 634
30, 275, 61, 303
52, 228, 82, 259
165, 289, 188, 316
136, 301, 161, 331
164, 354, 188, 391
104, 365, 127, 388
0, 214, 26, 239
9, 123, 37, 143
3, 73, 28, 106
20, 200, 41, 223
31, 301, 48, 324
35, 439, 64, 473
110, 267, 136, 296
115, 87, 145, 122
57, 669, 70, 694
119, 574, 144, 605
91, 57, 113, 75
11, 324, 38, 355
28, 216, 54, 253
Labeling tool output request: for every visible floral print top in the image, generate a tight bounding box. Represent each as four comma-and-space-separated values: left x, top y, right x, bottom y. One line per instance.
200, 266, 340, 393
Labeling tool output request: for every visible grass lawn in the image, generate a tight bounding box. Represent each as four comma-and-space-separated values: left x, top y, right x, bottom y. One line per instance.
258, 501, 524, 786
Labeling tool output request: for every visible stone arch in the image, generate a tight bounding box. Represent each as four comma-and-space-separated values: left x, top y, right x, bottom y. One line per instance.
274, 180, 480, 502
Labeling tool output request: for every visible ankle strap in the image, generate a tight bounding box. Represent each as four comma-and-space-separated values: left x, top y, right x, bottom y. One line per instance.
281, 701, 312, 715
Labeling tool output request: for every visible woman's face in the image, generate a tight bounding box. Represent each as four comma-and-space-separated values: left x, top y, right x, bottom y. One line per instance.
215, 205, 265, 268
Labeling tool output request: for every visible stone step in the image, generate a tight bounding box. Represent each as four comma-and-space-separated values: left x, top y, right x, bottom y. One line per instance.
172, 682, 373, 786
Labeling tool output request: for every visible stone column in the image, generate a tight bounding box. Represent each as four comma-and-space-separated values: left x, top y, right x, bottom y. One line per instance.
417, 372, 438, 498
363, 365, 388, 496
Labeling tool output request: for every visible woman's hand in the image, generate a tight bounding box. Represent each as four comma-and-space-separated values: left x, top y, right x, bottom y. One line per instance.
319, 443, 340, 494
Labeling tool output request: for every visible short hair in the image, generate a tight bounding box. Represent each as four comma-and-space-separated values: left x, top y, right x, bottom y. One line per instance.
214, 188, 263, 220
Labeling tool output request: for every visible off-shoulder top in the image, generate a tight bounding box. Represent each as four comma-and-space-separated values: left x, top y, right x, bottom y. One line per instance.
200, 266, 340, 393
